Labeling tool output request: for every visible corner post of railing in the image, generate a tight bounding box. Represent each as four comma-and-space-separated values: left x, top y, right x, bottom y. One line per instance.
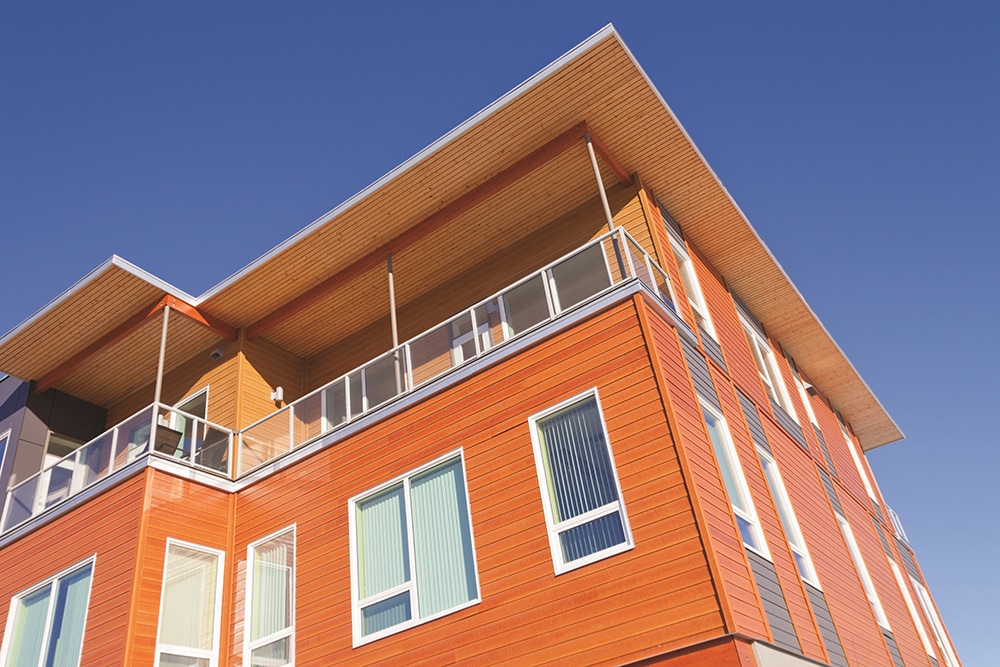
619, 228, 636, 278
228, 433, 235, 480
540, 269, 557, 319
33, 469, 49, 515
236, 433, 244, 479
149, 404, 160, 464
403, 343, 414, 393
70, 449, 85, 495
108, 426, 120, 474
288, 406, 295, 454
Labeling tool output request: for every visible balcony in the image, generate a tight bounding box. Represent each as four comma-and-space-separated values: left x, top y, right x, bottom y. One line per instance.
1, 227, 683, 535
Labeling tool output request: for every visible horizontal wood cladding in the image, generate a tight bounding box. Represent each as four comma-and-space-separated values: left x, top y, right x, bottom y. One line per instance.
240, 336, 305, 428
126, 469, 233, 666
232, 299, 724, 666
305, 184, 638, 389
0, 473, 146, 666
106, 338, 241, 429
639, 302, 767, 641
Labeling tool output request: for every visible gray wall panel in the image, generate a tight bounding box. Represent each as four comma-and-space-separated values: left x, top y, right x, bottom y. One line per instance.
681, 339, 721, 411
805, 583, 849, 667
883, 629, 905, 667
872, 517, 893, 559
770, 398, 808, 451
748, 549, 801, 654
700, 325, 727, 371
734, 295, 766, 339
818, 467, 844, 517
738, 390, 771, 455
813, 426, 838, 478
897, 539, 921, 580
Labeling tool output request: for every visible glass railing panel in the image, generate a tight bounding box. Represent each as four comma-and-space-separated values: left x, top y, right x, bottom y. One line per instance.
293, 391, 324, 448
195, 427, 231, 474
549, 242, 613, 313
448, 312, 477, 365
502, 274, 551, 335
79, 432, 114, 488
112, 407, 155, 470
625, 236, 654, 292
649, 262, 678, 313
324, 378, 349, 429
409, 322, 454, 388
475, 299, 507, 349
348, 371, 364, 418
239, 408, 290, 476
2, 477, 38, 531
44, 460, 76, 509
365, 350, 405, 411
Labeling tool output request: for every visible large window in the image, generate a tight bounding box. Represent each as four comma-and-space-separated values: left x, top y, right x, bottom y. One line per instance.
888, 560, 935, 658
529, 391, 633, 574
838, 516, 889, 630
911, 576, 959, 667
155, 540, 224, 667
702, 401, 767, 554
0, 558, 94, 667
245, 527, 295, 667
350, 452, 479, 645
839, 418, 881, 511
740, 319, 797, 420
758, 449, 818, 585
669, 238, 715, 339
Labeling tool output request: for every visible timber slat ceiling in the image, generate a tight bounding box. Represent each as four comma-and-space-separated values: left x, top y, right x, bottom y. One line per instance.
0, 27, 901, 448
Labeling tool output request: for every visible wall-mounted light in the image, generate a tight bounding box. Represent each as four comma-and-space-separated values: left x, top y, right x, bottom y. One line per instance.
271, 386, 284, 403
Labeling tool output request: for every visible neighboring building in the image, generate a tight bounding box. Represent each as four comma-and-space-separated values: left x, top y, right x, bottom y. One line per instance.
0, 26, 960, 667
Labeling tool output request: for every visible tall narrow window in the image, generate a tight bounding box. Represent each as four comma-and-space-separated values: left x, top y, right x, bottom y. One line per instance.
0, 559, 94, 667
669, 238, 715, 339
911, 576, 959, 667
350, 452, 479, 644
839, 418, 880, 510
838, 516, 889, 629
888, 560, 935, 657
245, 528, 295, 667
792, 374, 819, 427
758, 449, 818, 585
156, 541, 224, 667
740, 319, 797, 420
702, 401, 767, 554
529, 391, 633, 573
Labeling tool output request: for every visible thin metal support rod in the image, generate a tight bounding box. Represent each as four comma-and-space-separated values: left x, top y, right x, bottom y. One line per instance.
585, 132, 615, 233
387, 253, 402, 393
153, 305, 170, 405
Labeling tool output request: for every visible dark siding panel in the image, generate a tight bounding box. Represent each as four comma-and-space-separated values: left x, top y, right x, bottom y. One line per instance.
873, 499, 885, 523
872, 517, 893, 559
737, 391, 770, 455
681, 339, 720, 411
930, 656, 939, 667
748, 549, 800, 654
883, 629, 906, 667
897, 539, 921, 580
818, 466, 844, 517
700, 326, 727, 371
733, 295, 765, 339
657, 201, 684, 242
806, 583, 849, 667
770, 398, 807, 451
813, 425, 839, 478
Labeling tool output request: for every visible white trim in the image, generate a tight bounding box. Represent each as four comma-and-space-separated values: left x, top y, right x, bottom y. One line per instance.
888, 560, 935, 657
910, 575, 958, 667
837, 516, 890, 631
700, 398, 769, 558
0, 429, 11, 483
839, 417, 879, 509
243, 525, 296, 667
527, 388, 634, 575
348, 449, 481, 647
154, 538, 225, 667
757, 447, 820, 587
669, 235, 716, 339
740, 316, 797, 422
0, 554, 97, 667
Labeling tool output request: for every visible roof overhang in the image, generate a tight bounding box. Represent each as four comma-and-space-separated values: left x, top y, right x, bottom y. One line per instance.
0, 25, 901, 448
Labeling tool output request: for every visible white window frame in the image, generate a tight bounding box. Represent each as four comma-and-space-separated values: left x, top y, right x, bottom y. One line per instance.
888, 560, 935, 657
757, 448, 819, 587
0, 429, 11, 478
348, 449, 481, 646
701, 399, 768, 558
740, 318, 797, 421
244, 526, 295, 667
528, 389, 634, 575
910, 576, 959, 667
837, 516, 890, 630
154, 539, 225, 667
839, 418, 880, 510
669, 237, 716, 339
792, 374, 819, 427
0, 555, 96, 667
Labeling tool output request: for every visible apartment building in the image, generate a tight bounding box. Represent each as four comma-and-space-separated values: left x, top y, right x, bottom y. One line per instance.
0, 26, 960, 667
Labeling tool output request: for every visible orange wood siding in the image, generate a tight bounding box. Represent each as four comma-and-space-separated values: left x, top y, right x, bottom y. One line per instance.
708, 366, 827, 662
125, 469, 233, 665
231, 299, 724, 666
640, 303, 768, 641
639, 187, 698, 329
106, 341, 242, 429
0, 473, 146, 666
239, 336, 306, 428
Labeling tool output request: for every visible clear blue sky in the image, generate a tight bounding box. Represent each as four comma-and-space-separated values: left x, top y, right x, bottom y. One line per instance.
2, 2, 996, 662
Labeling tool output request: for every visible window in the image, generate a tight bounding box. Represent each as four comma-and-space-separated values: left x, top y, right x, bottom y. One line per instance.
839, 418, 880, 510
740, 319, 797, 420
529, 391, 633, 573
888, 560, 935, 657
669, 237, 715, 338
245, 527, 294, 667
911, 576, 959, 667
838, 516, 889, 629
0, 559, 94, 667
791, 373, 819, 427
0, 429, 9, 479
758, 449, 818, 585
350, 452, 479, 644
155, 540, 224, 667
701, 400, 767, 555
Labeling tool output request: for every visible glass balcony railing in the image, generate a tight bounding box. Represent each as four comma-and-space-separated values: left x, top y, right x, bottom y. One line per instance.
237, 227, 682, 475
0, 403, 233, 534
1, 227, 681, 534
886, 504, 911, 547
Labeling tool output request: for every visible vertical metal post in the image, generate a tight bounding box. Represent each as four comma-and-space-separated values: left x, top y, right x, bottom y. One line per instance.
153, 305, 171, 406
388, 253, 402, 394
585, 133, 615, 233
